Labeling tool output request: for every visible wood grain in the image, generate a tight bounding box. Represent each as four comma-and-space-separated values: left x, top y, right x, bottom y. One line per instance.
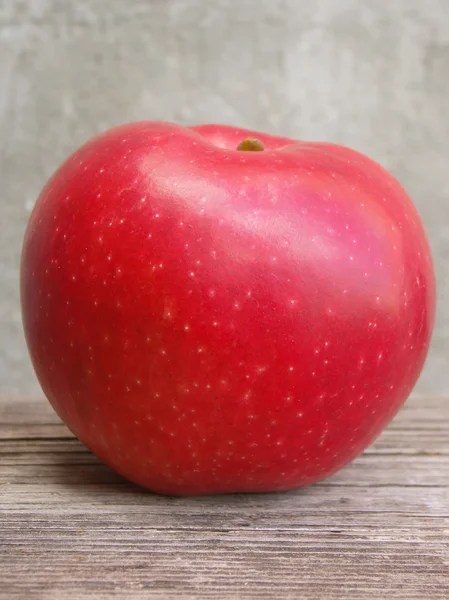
1, 395, 448, 599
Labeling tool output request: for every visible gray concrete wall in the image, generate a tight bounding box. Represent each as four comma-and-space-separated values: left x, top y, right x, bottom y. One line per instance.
1, 0, 448, 396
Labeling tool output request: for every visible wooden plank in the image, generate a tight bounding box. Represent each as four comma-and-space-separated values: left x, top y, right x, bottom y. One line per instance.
0, 395, 67, 440
1, 395, 448, 599
1, 452, 449, 487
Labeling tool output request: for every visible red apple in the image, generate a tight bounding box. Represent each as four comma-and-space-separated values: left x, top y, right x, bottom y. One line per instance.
21, 122, 436, 495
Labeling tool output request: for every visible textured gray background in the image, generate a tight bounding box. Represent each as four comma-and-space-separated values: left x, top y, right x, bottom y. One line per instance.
1, 0, 448, 396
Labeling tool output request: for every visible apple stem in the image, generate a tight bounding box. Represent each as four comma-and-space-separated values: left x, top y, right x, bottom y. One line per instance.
236, 138, 265, 152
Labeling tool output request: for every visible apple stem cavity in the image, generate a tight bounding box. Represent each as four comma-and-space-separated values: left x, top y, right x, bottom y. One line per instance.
236, 138, 265, 152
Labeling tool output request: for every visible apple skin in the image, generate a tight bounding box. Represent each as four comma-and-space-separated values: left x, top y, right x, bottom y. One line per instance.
21, 122, 436, 496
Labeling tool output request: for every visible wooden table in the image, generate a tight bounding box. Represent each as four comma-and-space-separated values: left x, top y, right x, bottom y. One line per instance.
1, 395, 448, 599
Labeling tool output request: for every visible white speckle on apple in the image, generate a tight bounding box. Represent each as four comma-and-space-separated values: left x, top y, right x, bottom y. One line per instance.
183, 324, 190, 332
288, 366, 294, 372
208, 289, 216, 298
197, 347, 204, 354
